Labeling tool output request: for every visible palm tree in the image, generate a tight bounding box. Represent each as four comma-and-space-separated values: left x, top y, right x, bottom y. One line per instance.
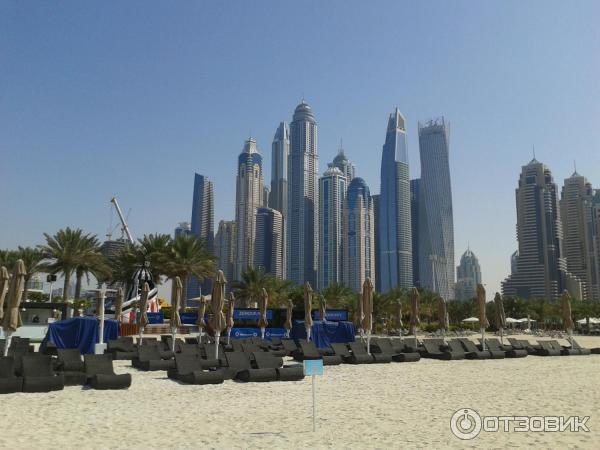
320, 282, 354, 309
15, 246, 45, 302
73, 235, 111, 299
265, 276, 294, 307
0, 249, 17, 268
138, 233, 172, 278
232, 266, 270, 308
164, 233, 215, 309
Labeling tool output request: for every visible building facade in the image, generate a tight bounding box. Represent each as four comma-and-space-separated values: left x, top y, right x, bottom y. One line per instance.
287, 101, 319, 287
343, 177, 375, 292
410, 179, 421, 288
189, 173, 214, 296
329, 148, 355, 182
455, 248, 482, 301
215, 220, 236, 289
174, 222, 191, 238
254, 207, 285, 279
318, 167, 347, 289
377, 108, 412, 292
270, 122, 289, 219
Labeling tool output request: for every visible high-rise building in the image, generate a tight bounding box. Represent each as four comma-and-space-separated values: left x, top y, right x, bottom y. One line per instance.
234, 138, 265, 280
318, 167, 347, 289
502, 158, 581, 300
378, 108, 412, 292
270, 122, 289, 219
262, 186, 270, 208
190, 174, 214, 296
343, 177, 375, 292
560, 172, 599, 300
329, 147, 355, 182
455, 248, 482, 301
254, 207, 285, 279
372, 194, 380, 291
410, 179, 421, 288
215, 220, 236, 289
174, 222, 191, 238
593, 193, 600, 295
287, 101, 319, 287
417, 118, 455, 300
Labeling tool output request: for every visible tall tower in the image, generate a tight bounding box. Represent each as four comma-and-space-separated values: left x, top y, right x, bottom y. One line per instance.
270, 122, 289, 218
318, 167, 347, 289
417, 118, 455, 300
190, 173, 214, 296
254, 207, 285, 279
234, 138, 264, 280
560, 172, 599, 300
502, 158, 580, 300
287, 101, 319, 286
329, 146, 355, 182
455, 248, 482, 301
378, 108, 412, 292
410, 179, 421, 288
215, 220, 236, 291
343, 177, 375, 292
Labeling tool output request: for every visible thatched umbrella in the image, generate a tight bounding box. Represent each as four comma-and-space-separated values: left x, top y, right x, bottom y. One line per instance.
560, 290, 574, 344
196, 295, 207, 345
319, 295, 327, 321
169, 277, 183, 352
2, 260, 26, 356
409, 287, 420, 349
356, 290, 365, 341
476, 284, 489, 350
226, 292, 235, 344
395, 299, 403, 337
258, 288, 269, 340
361, 278, 374, 354
494, 292, 506, 344
0, 266, 9, 322
303, 282, 314, 341
210, 270, 227, 359
284, 299, 293, 338
138, 282, 150, 344
437, 296, 447, 334
113, 287, 124, 323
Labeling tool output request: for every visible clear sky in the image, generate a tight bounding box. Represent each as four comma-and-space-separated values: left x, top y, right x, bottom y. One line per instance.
1, 0, 599, 298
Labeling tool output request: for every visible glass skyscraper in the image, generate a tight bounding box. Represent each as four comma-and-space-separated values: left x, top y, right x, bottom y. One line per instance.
189, 173, 214, 297
254, 207, 285, 279
455, 248, 482, 301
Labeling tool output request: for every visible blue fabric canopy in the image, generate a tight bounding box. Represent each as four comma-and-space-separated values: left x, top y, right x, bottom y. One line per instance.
41, 317, 120, 354
290, 320, 355, 348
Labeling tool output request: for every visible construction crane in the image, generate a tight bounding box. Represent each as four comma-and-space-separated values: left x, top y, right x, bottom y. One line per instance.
110, 197, 135, 245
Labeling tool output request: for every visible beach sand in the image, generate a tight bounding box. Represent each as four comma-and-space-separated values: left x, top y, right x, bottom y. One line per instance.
0, 334, 598, 449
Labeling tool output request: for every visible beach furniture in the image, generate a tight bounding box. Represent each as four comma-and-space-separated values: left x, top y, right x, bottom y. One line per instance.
280, 339, 299, 356
184, 337, 199, 345
536, 341, 562, 356
329, 343, 372, 364
371, 338, 420, 362
204, 343, 227, 366
241, 342, 262, 353
507, 338, 537, 355
458, 338, 504, 359
390, 338, 420, 354
84, 354, 132, 390
56, 349, 88, 385
348, 341, 391, 363
484, 338, 527, 358
161, 336, 184, 353
0, 356, 22, 394
293, 341, 343, 365
21, 355, 65, 393
251, 352, 305, 381
224, 352, 277, 382
132, 346, 175, 371
107, 337, 137, 360
565, 339, 591, 355
167, 354, 224, 385
420, 339, 457, 360
546, 339, 590, 356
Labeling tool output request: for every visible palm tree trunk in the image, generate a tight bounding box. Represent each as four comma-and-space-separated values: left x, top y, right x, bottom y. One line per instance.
181, 275, 188, 311
63, 272, 73, 318
74, 268, 83, 300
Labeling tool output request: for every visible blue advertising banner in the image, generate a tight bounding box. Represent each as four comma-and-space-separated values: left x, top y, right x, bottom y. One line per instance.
180, 312, 198, 325
230, 327, 287, 340
147, 312, 164, 324
234, 309, 274, 320
311, 309, 348, 321
264, 328, 287, 339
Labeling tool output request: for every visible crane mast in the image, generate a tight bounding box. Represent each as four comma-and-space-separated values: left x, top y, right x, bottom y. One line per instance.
110, 197, 135, 245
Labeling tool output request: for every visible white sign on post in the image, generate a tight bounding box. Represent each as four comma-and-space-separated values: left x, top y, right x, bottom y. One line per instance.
303, 359, 324, 432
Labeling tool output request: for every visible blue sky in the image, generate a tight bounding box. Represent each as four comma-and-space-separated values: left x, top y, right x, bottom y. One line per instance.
1, 0, 599, 297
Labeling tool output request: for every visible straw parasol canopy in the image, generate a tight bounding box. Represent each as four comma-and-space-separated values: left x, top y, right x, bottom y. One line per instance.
196, 295, 207, 328
210, 270, 226, 333
170, 277, 182, 330
437, 296, 447, 331
395, 299, 403, 329
319, 295, 327, 321
284, 299, 293, 331
2, 260, 26, 333
258, 288, 268, 329
226, 292, 235, 330
356, 289, 365, 330
560, 290, 574, 330
113, 287, 124, 322
361, 278, 374, 334
476, 284, 489, 328
494, 292, 506, 330
138, 282, 149, 328
303, 282, 313, 330
409, 287, 420, 329
0, 266, 9, 322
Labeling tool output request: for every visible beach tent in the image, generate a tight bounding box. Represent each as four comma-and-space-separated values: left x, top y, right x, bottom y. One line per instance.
462, 317, 479, 323
505, 317, 519, 324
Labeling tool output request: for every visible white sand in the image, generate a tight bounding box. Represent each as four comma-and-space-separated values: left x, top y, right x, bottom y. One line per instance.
0, 334, 598, 449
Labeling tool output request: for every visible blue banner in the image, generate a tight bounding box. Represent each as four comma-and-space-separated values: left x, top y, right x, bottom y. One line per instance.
234, 309, 274, 320
230, 327, 287, 340
264, 328, 287, 339
311, 309, 348, 321
180, 312, 198, 325
147, 312, 164, 324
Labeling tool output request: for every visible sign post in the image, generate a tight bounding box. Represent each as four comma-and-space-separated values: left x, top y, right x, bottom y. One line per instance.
303, 359, 324, 432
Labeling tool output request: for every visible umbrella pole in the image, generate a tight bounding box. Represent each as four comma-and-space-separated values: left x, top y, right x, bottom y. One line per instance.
171, 327, 176, 353
366, 332, 371, 354
261, 327, 265, 340
227, 328, 231, 345
481, 328, 486, 351
215, 331, 220, 360
568, 328, 573, 346
306, 327, 311, 341
412, 327, 417, 350
138, 326, 144, 345
499, 327, 503, 345
198, 327, 203, 346
3, 331, 11, 356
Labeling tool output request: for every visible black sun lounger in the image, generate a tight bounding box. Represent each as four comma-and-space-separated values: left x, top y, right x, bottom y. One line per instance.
280, 339, 299, 356
293, 341, 343, 365
0, 356, 22, 394
547, 340, 591, 356
458, 338, 504, 359
566, 339, 592, 356
484, 338, 527, 358
420, 339, 456, 360
107, 337, 137, 360
348, 342, 391, 363
57, 349, 88, 385
132, 346, 175, 371
167, 354, 224, 385
84, 354, 132, 390
251, 352, 304, 381
224, 352, 277, 382
535, 341, 562, 356
507, 338, 537, 355
21, 355, 64, 393
330, 343, 372, 364
373, 338, 421, 362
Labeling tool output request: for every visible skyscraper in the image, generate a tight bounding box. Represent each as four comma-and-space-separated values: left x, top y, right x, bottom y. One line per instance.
410, 179, 421, 288
174, 222, 191, 238
560, 172, 599, 301
502, 158, 581, 301
318, 167, 347, 289
372, 194, 380, 291
455, 248, 482, 301
190, 173, 214, 296
254, 207, 285, 278
287, 101, 319, 287
343, 177, 375, 292
329, 147, 355, 182
270, 122, 289, 219
417, 118, 455, 300
234, 138, 265, 280
215, 220, 236, 289
378, 108, 412, 292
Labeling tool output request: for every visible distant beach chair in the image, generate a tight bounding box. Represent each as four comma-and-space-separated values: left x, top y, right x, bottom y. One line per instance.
56, 349, 88, 385
224, 352, 277, 382
0, 356, 23, 394
420, 339, 462, 360
293, 341, 343, 365
348, 341, 391, 363
371, 338, 420, 362
132, 346, 175, 371
330, 343, 372, 364
484, 338, 527, 358
280, 339, 299, 356
84, 354, 132, 390
107, 337, 137, 360
536, 341, 562, 356
21, 355, 64, 393
167, 354, 224, 385
251, 352, 304, 381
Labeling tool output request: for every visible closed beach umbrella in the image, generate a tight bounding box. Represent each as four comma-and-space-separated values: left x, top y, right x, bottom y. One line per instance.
284, 299, 293, 337
437, 296, 447, 333
409, 288, 420, 349
395, 299, 403, 333
169, 277, 182, 352
476, 284, 489, 350
196, 295, 207, 344
362, 278, 374, 354
0, 266, 9, 322
356, 290, 365, 339
319, 295, 327, 321
258, 288, 268, 339
226, 292, 235, 344
494, 292, 506, 344
303, 282, 314, 341
2, 260, 26, 356
210, 270, 227, 359
560, 290, 574, 343
137, 282, 149, 344
113, 287, 124, 323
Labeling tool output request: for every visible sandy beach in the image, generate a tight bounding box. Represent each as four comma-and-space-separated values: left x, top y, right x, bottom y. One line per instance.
0, 334, 598, 449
